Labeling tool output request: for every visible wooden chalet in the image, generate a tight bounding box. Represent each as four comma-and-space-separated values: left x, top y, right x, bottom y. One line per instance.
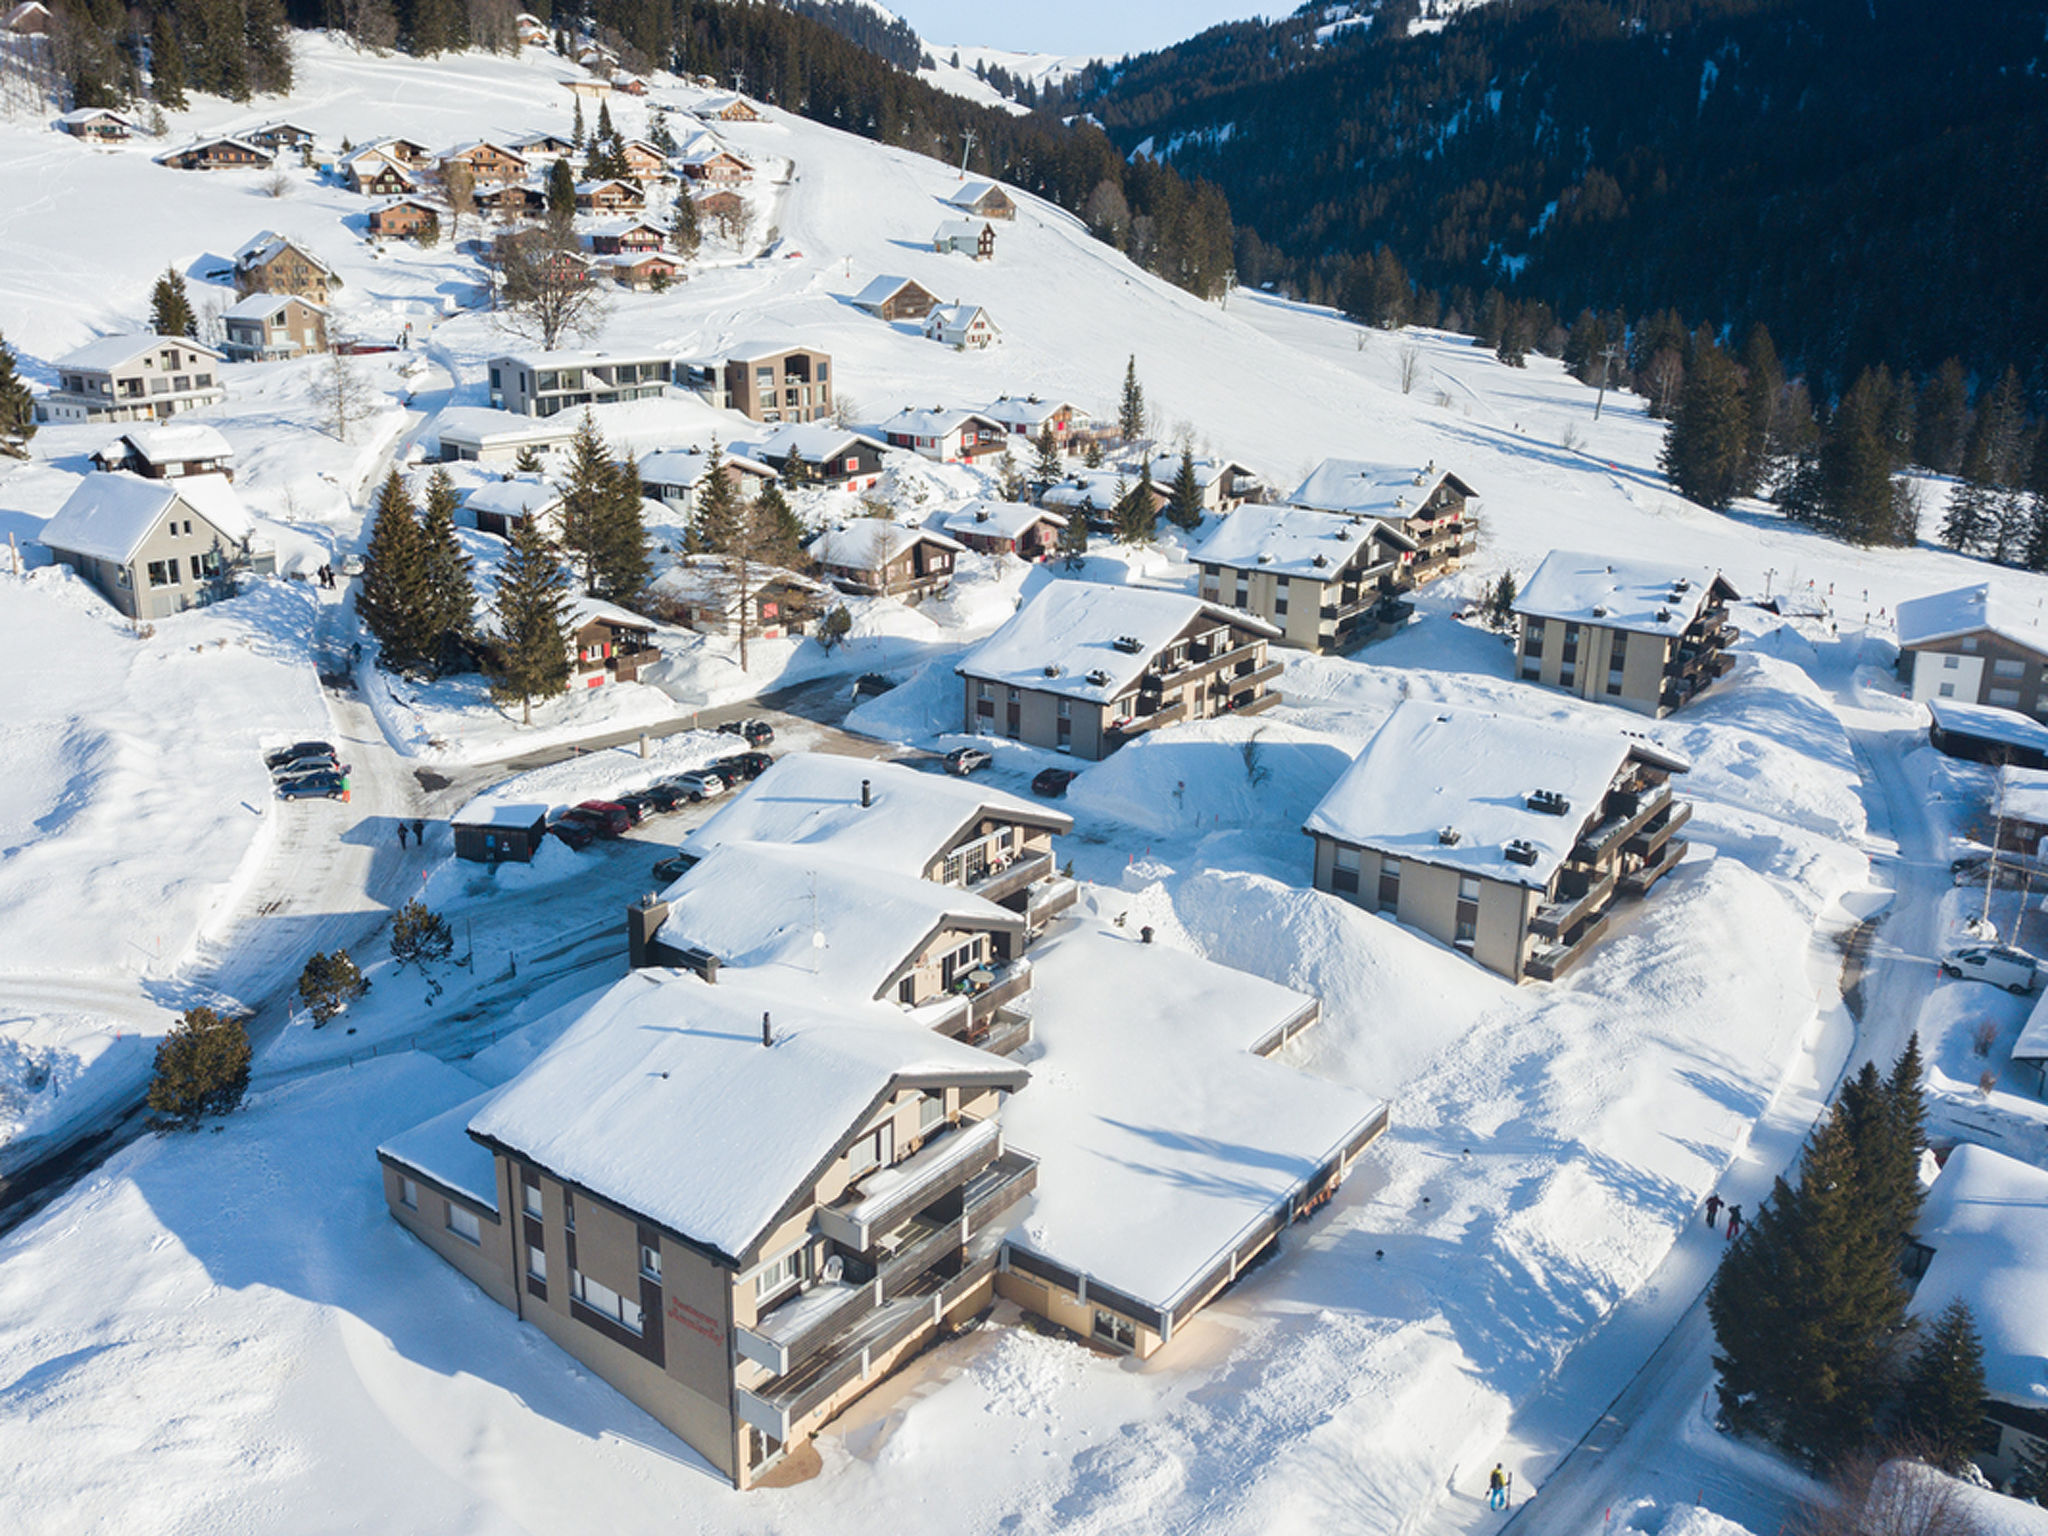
850, 275, 940, 323
368, 197, 439, 239
933, 221, 996, 261
156, 137, 274, 171
441, 141, 528, 186
575, 177, 644, 213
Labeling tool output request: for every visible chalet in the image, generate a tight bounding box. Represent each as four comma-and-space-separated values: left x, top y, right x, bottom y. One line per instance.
1141, 453, 1265, 513
155, 136, 273, 171
618, 139, 667, 179
220, 294, 329, 361
474, 180, 546, 218
232, 231, 338, 303
849, 275, 939, 324
1290, 459, 1479, 588
464, 476, 563, 539
242, 121, 315, 151
980, 395, 1087, 444
945, 181, 1016, 221
956, 581, 1283, 759
637, 446, 777, 509
1907, 1144, 2048, 1489
514, 10, 549, 44
379, 969, 1034, 1488
584, 217, 668, 255
562, 77, 610, 103
692, 188, 746, 225
40, 471, 273, 620
1897, 584, 2048, 715
1040, 470, 1136, 524
811, 519, 963, 599
367, 196, 439, 239
933, 220, 996, 261
1196, 506, 1409, 653
568, 598, 660, 685
1926, 697, 2048, 772
488, 348, 673, 416
605, 252, 684, 290
611, 74, 648, 97
440, 141, 528, 185
371, 137, 432, 167
697, 93, 761, 122
343, 151, 416, 197
56, 107, 135, 141
451, 799, 550, 864
684, 344, 834, 425
922, 304, 999, 350
937, 501, 1065, 560
652, 557, 821, 641
1304, 701, 1692, 982
877, 407, 1009, 464
89, 423, 233, 480
511, 131, 574, 161
431, 406, 576, 464
677, 148, 750, 185
1514, 552, 1741, 718
40, 334, 225, 423
7, 1, 51, 33
575, 176, 645, 213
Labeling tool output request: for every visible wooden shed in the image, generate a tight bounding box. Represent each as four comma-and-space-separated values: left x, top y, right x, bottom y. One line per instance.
453, 801, 551, 863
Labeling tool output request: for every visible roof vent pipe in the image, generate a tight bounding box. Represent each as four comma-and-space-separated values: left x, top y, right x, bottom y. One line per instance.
762, 1010, 773, 1047
861, 778, 871, 808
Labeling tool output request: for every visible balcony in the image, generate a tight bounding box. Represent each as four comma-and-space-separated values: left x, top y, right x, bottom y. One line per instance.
1111, 699, 1188, 737
963, 1005, 1032, 1057
1529, 868, 1617, 939
961, 848, 1053, 905
953, 957, 1033, 1028
1620, 836, 1688, 896
1525, 911, 1612, 981
1024, 875, 1078, 929
815, 1116, 1002, 1252
1231, 659, 1285, 690
1574, 782, 1674, 865
1226, 690, 1281, 718
1624, 800, 1692, 859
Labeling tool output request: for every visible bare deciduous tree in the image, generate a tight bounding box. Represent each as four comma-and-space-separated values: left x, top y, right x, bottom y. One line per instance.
1792, 1456, 1969, 1536
494, 227, 610, 350
1399, 342, 1423, 395
262, 168, 293, 198
442, 160, 476, 246
712, 198, 754, 252
317, 348, 377, 441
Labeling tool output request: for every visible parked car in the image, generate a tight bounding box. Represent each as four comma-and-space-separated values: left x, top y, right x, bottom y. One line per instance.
944, 746, 993, 777
275, 771, 347, 801
639, 781, 691, 813
1941, 945, 2038, 994
853, 673, 894, 700
671, 769, 729, 803
614, 791, 661, 823
651, 851, 694, 883
547, 815, 597, 849
264, 739, 337, 770
1032, 767, 1080, 798
572, 800, 637, 836
713, 750, 773, 782
271, 752, 345, 780
717, 718, 775, 747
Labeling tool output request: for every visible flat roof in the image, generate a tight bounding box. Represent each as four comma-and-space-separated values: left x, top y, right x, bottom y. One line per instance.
1303, 700, 1689, 887
452, 799, 551, 830
1004, 921, 1385, 1319
1898, 582, 2048, 658
464, 476, 560, 516
431, 406, 578, 449
1913, 1143, 2048, 1407
1515, 550, 1734, 637
1928, 697, 2048, 755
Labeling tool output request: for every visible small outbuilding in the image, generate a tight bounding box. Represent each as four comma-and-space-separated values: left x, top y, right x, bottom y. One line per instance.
452, 800, 552, 863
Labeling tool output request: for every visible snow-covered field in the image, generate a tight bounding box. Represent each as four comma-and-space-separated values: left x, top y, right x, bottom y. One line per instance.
3, 32, 2048, 1536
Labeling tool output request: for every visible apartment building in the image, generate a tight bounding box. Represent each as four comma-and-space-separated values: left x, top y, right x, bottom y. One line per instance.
1290, 459, 1478, 587
1304, 701, 1693, 982
40, 334, 225, 424
1196, 505, 1408, 652
956, 580, 1282, 759
487, 349, 674, 416
1514, 551, 1741, 717
678, 342, 834, 424
1896, 583, 2048, 715
380, 971, 1036, 1489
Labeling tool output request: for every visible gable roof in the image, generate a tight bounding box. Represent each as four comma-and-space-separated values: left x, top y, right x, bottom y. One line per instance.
946, 180, 1008, 211
934, 219, 990, 243
925, 304, 995, 333
810, 517, 965, 570
749, 422, 886, 465
957, 579, 1280, 704
155, 136, 272, 164
1303, 700, 1690, 887
224, 292, 325, 322
56, 333, 223, 372
465, 969, 1026, 1264
849, 274, 934, 312
1897, 583, 2048, 657
877, 406, 1004, 439
41, 471, 252, 565
1913, 1143, 2048, 1408
429, 406, 577, 452
1289, 458, 1477, 520
937, 500, 1066, 541
1197, 504, 1393, 579
99, 423, 232, 467
978, 395, 1082, 432
445, 139, 527, 162
464, 475, 561, 519
637, 446, 776, 488
1514, 550, 1737, 638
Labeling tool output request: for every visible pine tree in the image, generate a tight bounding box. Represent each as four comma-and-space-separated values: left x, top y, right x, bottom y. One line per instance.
1661, 343, 1751, 509
692, 440, 740, 553
671, 190, 700, 260
1495, 302, 1530, 368
150, 10, 188, 108
405, 0, 466, 56
1032, 421, 1062, 488
555, 413, 618, 593
1118, 355, 1146, 443
648, 109, 676, 157
488, 513, 572, 724
417, 468, 475, 663
1112, 476, 1156, 544
571, 97, 585, 149
1900, 1299, 1987, 1474
356, 471, 435, 668
1819, 371, 1911, 546
1958, 368, 2031, 564
596, 98, 616, 145
546, 155, 576, 225
1915, 359, 1973, 476
298, 949, 366, 1024
513, 444, 544, 474
998, 448, 1028, 503
244, 0, 292, 93
594, 456, 651, 601
1057, 501, 1089, 565
1738, 325, 1783, 498
1082, 435, 1103, 469
1839, 1050, 1924, 1255
150, 267, 196, 339
0, 332, 36, 455
1166, 447, 1204, 530
146, 1006, 252, 1124
390, 898, 454, 967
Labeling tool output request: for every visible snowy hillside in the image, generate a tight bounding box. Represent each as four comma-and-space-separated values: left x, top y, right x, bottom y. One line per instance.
4, 32, 2048, 1536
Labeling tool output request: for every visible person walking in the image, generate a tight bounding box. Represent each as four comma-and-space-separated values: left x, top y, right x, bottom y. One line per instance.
1704, 1192, 1723, 1229
395, 821, 408, 850
1725, 1204, 1743, 1242
412, 818, 425, 847
1488, 1465, 1506, 1510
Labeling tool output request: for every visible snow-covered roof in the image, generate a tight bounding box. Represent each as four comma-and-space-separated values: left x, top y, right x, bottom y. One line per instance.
877, 406, 1004, 439
724, 338, 816, 362
1040, 469, 1131, 513
574, 176, 642, 196
155, 136, 272, 163
934, 219, 988, 243
1196, 504, 1392, 580
57, 106, 133, 126
1142, 453, 1252, 489
1004, 921, 1385, 1319
55, 333, 223, 372
224, 291, 324, 321
41, 471, 252, 565
445, 139, 527, 162
1928, 697, 2048, 756
1913, 1143, 2048, 1408
465, 969, 1024, 1263
1897, 583, 2048, 658
956, 579, 1279, 704
451, 799, 552, 830
924, 304, 994, 333
565, 595, 654, 633
946, 180, 1007, 210
849, 274, 930, 311
1303, 700, 1690, 887
430, 406, 577, 451
677, 752, 1069, 877
651, 555, 821, 610
978, 395, 1082, 432
464, 476, 560, 519
637, 446, 775, 488
1515, 550, 1733, 637
2015, 983, 2048, 1065
489, 344, 671, 371
811, 517, 964, 570
1865, 1464, 2048, 1536
750, 422, 886, 464
584, 215, 665, 238
1289, 458, 1474, 520
654, 842, 1022, 1004
1999, 766, 2048, 835
233, 230, 335, 275
937, 500, 1065, 540
99, 422, 232, 466
378, 1091, 501, 1212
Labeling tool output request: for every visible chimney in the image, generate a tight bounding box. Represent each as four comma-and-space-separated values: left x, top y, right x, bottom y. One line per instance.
626, 895, 671, 969
860, 778, 871, 808
761, 1010, 773, 1047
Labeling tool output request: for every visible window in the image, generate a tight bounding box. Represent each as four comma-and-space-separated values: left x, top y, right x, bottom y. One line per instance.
1943, 655, 1961, 670
1961, 636, 1979, 652
847, 1123, 892, 1177
1056, 698, 1071, 718
639, 1242, 662, 1283
1523, 624, 1544, 653
1990, 687, 2023, 708
1458, 876, 1481, 900
399, 1177, 418, 1210
1939, 682, 1957, 698
147, 559, 178, 587
572, 1270, 643, 1334
753, 1247, 804, 1303
920, 1093, 946, 1132
1559, 663, 1576, 687
1606, 672, 1625, 697
446, 1204, 482, 1245
522, 1181, 542, 1218
1092, 1309, 1136, 1350
1995, 658, 2028, 679
1378, 856, 1401, 911
898, 974, 917, 1004
527, 1243, 547, 1282
563, 1191, 575, 1232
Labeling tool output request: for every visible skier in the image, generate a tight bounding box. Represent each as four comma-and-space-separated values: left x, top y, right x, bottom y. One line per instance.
1725, 1204, 1743, 1242
1704, 1192, 1723, 1229
1488, 1465, 1506, 1510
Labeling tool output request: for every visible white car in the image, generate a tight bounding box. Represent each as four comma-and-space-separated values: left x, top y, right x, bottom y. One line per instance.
672, 769, 729, 803
1941, 945, 2038, 994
